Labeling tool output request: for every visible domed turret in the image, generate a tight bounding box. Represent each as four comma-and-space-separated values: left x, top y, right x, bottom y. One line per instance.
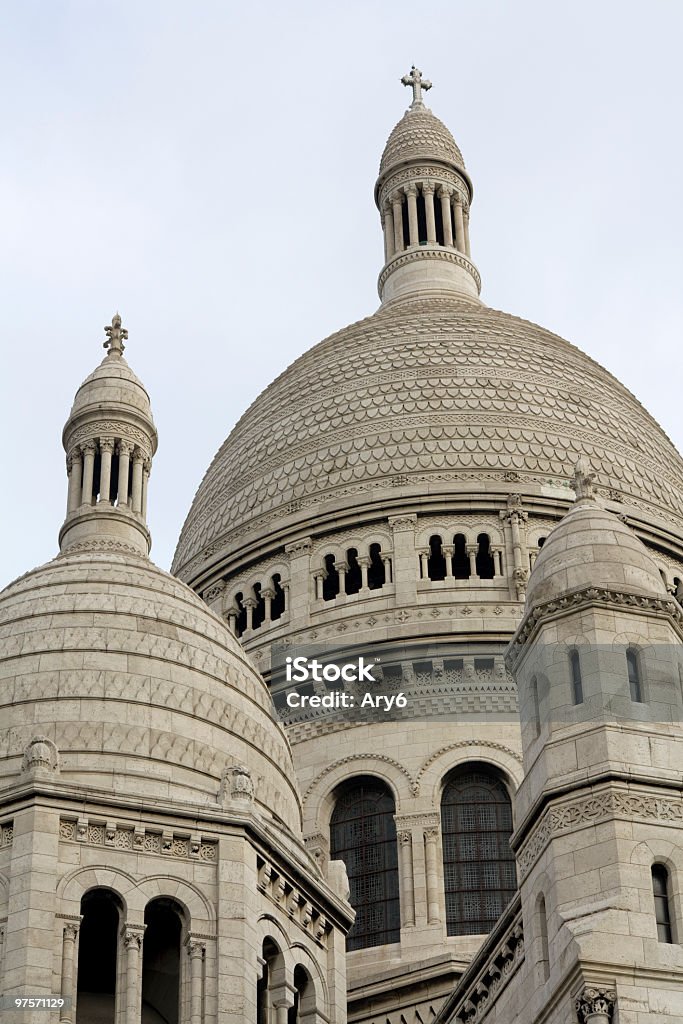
375, 67, 479, 304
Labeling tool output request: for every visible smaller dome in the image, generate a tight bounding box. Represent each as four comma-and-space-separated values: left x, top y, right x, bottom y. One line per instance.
526, 501, 668, 608
379, 106, 466, 178
68, 353, 153, 424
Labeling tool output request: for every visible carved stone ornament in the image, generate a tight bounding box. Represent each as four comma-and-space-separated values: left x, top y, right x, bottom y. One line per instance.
575, 985, 616, 1023
219, 763, 254, 805
21, 736, 59, 774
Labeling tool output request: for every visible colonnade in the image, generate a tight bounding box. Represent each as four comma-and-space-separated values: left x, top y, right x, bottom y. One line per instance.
66, 439, 150, 516
381, 181, 470, 260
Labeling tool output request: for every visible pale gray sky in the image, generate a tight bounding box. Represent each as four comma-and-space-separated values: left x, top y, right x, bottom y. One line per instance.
2, 0, 682, 589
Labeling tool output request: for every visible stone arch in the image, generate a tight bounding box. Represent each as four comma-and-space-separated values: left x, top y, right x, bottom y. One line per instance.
289, 942, 329, 1016
302, 754, 415, 837
255, 914, 297, 979
631, 838, 683, 942
58, 865, 139, 920
416, 740, 523, 807
140, 876, 215, 930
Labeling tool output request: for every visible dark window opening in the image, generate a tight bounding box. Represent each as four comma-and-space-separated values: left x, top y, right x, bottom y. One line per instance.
252, 583, 265, 631
77, 889, 123, 1024
627, 648, 643, 702
142, 898, 183, 1024
434, 191, 445, 244
538, 895, 550, 981
92, 453, 101, 503
234, 593, 247, 638
452, 534, 470, 579
538, 537, 546, 548
476, 534, 495, 579
441, 764, 516, 936
345, 548, 362, 595
652, 865, 674, 943
428, 535, 447, 581
401, 201, 410, 250
271, 573, 286, 620
570, 650, 583, 705
416, 192, 428, 244
330, 777, 400, 950
109, 452, 119, 503
368, 543, 386, 590
322, 554, 340, 601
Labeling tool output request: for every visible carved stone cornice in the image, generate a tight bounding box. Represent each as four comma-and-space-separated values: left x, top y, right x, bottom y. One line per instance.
379, 164, 469, 207
388, 514, 417, 531
378, 247, 481, 294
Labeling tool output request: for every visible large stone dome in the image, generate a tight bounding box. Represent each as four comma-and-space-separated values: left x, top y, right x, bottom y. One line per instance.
173, 296, 683, 584
0, 547, 301, 831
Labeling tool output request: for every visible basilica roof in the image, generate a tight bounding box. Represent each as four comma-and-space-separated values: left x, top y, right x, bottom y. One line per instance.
172, 297, 683, 585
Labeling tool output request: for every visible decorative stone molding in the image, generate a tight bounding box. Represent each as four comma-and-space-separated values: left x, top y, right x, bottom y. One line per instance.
575, 985, 616, 1023
21, 736, 59, 774
0, 822, 13, 848
285, 538, 312, 555
302, 753, 418, 805
255, 854, 331, 947
377, 247, 482, 295
204, 580, 227, 603
446, 900, 524, 1023
218, 763, 255, 807
59, 818, 217, 861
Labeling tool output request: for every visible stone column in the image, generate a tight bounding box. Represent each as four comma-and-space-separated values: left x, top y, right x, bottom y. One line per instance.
492, 547, 503, 577
67, 448, 82, 512
226, 609, 237, 635
313, 571, 325, 601
422, 182, 436, 243
405, 185, 419, 246
418, 548, 429, 579
438, 186, 453, 246
383, 204, 395, 261
123, 928, 144, 1024
98, 438, 114, 504
131, 449, 144, 513
357, 556, 370, 591
501, 496, 529, 600
463, 204, 471, 256
389, 515, 418, 605
382, 554, 392, 583
243, 597, 257, 632
424, 829, 441, 924
117, 441, 133, 507
334, 560, 349, 596
392, 194, 404, 251
80, 441, 97, 505
142, 458, 151, 519
453, 195, 466, 253
466, 544, 478, 578
284, 538, 312, 627
575, 986, 616, 1024
261, 587, 275, 622
188, 940, 205, 1024
442, 544, 455, 579
397, 831, 415, 927
529, 549, 538, 569
59, 922, 79, 1023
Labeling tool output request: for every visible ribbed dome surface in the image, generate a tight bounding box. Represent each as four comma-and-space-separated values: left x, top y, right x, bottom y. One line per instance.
68, 354, 153, 423
0, 549, 300, 830
525, 502, 668, 608
173, 298, 683, 582
379, 106, 466, 177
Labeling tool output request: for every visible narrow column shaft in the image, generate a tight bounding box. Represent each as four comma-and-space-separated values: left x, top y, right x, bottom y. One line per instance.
142, 460, 151, 519
244, 598, 256, 631
59, 924, 79, 1023
423, 183, 436, 243
439, 187, 453, 246
357, 556, 370, 591
493, 548, 503, 577
98, 438, 114, 504
510, 516, 523, 571
467, 544, 478, 578
453, 196, 466, 253
419, 550, 429, 579
314, 573, 324, 601
262, 588, 274, 621
274, 1003, 290, 1024
442, 544, 454, 579
227, 610, 237, 635
124, 930, 143, 1024
398, 831, 415, 927
334, 560, 348, 595
80, 442, 96, 505
131, 451, 144, 513
529, 549, 538, 569
67, 449, 82, 512
382, 555, 392, 583
405, 185, 419, 245
188, 941, 205, 1024
392, 196, 404, 251
383, 204, 395, 260
117, 442, 133, 506
463, 207, 471, 256
424, 830, 441, 924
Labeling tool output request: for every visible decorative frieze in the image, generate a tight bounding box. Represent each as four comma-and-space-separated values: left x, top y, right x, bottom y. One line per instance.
59, 818, 217, 861
0, 821, 13, 848
447, 902, 524, 1022
256, 854, 330, 947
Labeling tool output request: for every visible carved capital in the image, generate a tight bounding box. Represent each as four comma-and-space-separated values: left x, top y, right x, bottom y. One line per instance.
99, 437, 115, 454
132, 448, 144, 465
187, 939, 206, 959
117, 440, 134, 458
437, 184, 452, 199
397, 830, 413, 845
404, 183, 418, 198
63, 923, 79, 942
81, 440, 97, 456
421, 180, 435, 196
575, 985, 616, 1023
389, 514, 417, 531
123, 929, 143, 951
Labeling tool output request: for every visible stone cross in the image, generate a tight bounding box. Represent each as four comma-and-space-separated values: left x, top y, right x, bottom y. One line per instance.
103, 312, 128, 355
401, 66, 432, 107
572, 455, 596, 501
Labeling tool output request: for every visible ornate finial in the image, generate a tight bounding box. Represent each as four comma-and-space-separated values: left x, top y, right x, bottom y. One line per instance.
572, 456, 597, 502
103, 312, 127, 356
401, 65, 432, 108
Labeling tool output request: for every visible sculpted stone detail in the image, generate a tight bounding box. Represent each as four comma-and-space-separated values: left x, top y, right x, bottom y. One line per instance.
67, 420, 152, 455
378, 247, 481, 294
59, 817, 217, 861
448, 901, 524, 1023
575, 986, 617, 1023
379, 104, 466, 177
415, 740, 523, 792
0, 822, 13, 847
302, 753, 417, 806
219, 763, 255, 806
21, 736, 59, 773
256, 855, 330, 947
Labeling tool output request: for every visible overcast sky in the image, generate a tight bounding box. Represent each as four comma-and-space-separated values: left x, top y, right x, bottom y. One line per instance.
2, 0, 682, 589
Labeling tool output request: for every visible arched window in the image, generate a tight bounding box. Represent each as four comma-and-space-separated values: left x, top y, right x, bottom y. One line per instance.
652, 864, 674, 943
569, 649, 583, 705
77, 888, 123, 1023
627, 648, 643, 703
537, 894, 550, 981
345, 548, 362, 595
330, 777, 400, 950
258, 938, 285, 1024
142, 898, 184, 1024
530, 676, 540, 737
452, 534, 470, 579
476, 533, 495, 580
428, 535, 447, 581
538, 536, 546, 548
271, 573, 286, 620
289, 966, 314, 1024
441, 764, 516, 936
322, 554, 340, 601
252, 582, 265, 631
368, 543, 386, 590
234, 593, 247, 638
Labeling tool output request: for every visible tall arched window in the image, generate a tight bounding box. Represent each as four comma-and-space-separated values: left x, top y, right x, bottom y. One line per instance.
330, 777, 400, 950
428, 535, 447, 581
77, 888, 124, 1023
368, 543, 386, 590
569, 649, 583, 705
322, 554, 340, 601
345, 548, 362, 595
652, 864, 674, 943
537, 894, 550, 981
476, 534, 495, 580
441, 764, 516, 936
452, 533, 470, 579
627, 648, 643, 703
142, 898, 184, 1024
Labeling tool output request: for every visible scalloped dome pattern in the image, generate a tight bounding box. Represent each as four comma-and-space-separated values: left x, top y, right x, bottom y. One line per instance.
173, 299, 683, 581
69, 354, 153, 422
379, 107, 466, 177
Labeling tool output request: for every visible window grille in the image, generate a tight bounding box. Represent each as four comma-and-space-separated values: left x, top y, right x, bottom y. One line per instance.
441, 765, 516, 936
330, 778, 400, 950
652, 864, 674, 943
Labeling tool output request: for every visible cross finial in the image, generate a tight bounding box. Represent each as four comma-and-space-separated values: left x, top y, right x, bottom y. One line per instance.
571, 456, 596, 502
103, 312, 127, 356
401, 65, 432, 108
